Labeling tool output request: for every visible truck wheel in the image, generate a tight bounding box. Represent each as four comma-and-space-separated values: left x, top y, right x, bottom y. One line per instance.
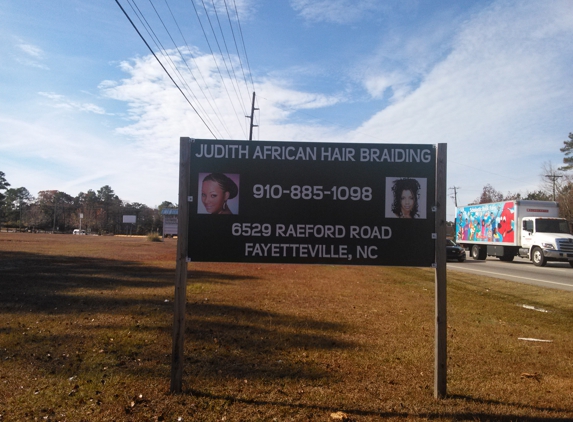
471, 245, 486, 260
532, 247, 547, 267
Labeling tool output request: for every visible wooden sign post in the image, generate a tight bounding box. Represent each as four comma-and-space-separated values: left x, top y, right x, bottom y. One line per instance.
171, 138, 190, 393
434, 143, 447, 398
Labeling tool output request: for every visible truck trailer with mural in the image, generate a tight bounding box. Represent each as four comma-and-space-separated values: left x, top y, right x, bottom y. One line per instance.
455, 200, 573, 267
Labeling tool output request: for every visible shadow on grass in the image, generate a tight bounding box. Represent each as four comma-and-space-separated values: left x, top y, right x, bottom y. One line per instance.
181, 301, 353, 381
0, 249, 354, 384
183, 389, 573, 421
0, 250, 251, 314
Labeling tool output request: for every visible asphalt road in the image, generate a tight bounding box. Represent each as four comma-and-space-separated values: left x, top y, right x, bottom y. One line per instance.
448, 253, 573, 292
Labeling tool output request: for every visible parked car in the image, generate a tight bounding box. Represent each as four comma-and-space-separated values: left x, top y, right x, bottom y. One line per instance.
73, 229, 86, 235
446, 239, 466, 262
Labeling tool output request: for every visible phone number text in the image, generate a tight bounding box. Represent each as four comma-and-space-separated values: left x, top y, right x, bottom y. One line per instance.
253, 184, 372, 201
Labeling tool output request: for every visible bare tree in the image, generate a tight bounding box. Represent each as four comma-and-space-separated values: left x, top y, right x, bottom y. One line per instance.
470, 184, 504, 204
556, 174, 573, 225
537, 162, 573, 223
540, 161, 564, 201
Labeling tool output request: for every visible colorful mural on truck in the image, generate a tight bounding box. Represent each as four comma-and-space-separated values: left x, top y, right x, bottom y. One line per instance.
456, 201, 515, 244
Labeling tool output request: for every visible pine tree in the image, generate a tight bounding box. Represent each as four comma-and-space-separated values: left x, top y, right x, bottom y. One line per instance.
559, 132, 573, 171
0, 171, 10, 205
0, 171, 10, 225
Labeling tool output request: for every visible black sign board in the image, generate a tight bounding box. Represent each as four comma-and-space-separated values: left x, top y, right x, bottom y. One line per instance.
187, 139, 436, 266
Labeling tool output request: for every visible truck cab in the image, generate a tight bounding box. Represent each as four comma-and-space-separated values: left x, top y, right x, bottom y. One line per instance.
519, 217, 573, 266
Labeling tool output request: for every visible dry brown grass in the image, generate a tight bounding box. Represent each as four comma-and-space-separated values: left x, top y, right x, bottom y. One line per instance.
1, 232, 573, 421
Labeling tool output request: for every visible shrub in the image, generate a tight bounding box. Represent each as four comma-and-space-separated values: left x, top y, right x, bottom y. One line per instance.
146, 232, 162, 242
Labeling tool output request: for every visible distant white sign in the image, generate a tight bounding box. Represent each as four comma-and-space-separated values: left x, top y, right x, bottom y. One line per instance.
163, 215, 178, 236
123, 215, 136, 224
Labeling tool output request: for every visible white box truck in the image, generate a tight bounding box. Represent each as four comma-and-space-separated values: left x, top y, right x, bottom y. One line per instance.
455, 200, 573, 267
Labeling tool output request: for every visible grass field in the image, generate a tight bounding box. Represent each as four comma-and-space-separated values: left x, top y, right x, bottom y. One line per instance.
1, 232, 573, 421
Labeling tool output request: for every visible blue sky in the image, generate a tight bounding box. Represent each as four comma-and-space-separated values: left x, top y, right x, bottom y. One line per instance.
1, 0, 572, 219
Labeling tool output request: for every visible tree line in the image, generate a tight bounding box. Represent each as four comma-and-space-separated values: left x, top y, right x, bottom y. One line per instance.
0, 172, 175, 235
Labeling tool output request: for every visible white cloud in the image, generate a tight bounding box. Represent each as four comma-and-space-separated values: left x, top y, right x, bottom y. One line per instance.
99, 50, 343, 144
352, 6, 462, 103
257, 79, 341, 113
290, 0, 383, 24
0, 111, 177, 206
212, 0, 254, 20
14, 57, 49, 70
361, 72, 414, 101
12, 40, 49, 70
17, 42, 43, 58
38, 92, 108, 115
0, 114, 108, 165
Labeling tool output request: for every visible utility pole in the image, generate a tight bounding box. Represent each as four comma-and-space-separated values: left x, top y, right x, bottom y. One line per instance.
449, 186, 460, 208
246, 91, 259, 141
545, 174, 562, 201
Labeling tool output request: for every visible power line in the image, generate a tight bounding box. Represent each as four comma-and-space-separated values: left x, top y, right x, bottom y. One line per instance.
115, 0, 217, 138
210, 0, 249, 114
190, 0, 249, 138
162, 0, 234, 138
232, 0, 255, 92
127, 0, 222, 138
116, 0, 257, 139
144, 0, 226, 138
222, 0, 252, 99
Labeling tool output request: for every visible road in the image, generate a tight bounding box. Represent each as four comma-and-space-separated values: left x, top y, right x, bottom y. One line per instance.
448, 253, 573, 292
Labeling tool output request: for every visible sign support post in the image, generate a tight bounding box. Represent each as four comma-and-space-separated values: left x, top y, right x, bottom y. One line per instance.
171, 137, 191, 393
434, 143, 447, 398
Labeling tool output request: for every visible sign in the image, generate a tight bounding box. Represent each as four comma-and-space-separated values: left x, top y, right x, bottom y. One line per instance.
187, 139, 436, 266
123, 215, 136, 224
172, 139, 447, 397
163, 215, 178, 236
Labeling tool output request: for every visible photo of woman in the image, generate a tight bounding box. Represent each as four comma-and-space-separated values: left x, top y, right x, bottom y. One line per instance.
198, 173, 239, 215
385, 177, 427, 219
